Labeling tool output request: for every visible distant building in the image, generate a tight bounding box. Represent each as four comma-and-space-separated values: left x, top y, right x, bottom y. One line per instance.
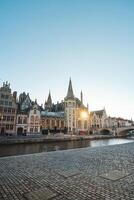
64, 78, 89, 133
19, 92, 32, 111
0, 82, 17, 135
107, 117, 118, 128
90, 109, 108, 130
1, 80, 132, 135
41, 111, 65, 134
27, 101, 41, 134
16, 111, 28, 135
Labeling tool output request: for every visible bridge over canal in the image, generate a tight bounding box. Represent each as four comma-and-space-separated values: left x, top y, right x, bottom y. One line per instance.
99, 126, 134, 136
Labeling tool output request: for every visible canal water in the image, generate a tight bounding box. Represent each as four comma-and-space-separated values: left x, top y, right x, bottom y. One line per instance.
0, 138, 133, 157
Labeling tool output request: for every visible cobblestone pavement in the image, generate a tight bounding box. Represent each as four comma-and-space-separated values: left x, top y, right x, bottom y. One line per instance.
0, 142, 134, 200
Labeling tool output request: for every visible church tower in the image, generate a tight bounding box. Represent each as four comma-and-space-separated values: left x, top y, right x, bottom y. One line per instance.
44, 91, 52, 111
64, 78, 76, 132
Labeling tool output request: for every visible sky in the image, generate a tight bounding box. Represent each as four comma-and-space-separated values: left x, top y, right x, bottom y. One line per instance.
0, 0, 134, 119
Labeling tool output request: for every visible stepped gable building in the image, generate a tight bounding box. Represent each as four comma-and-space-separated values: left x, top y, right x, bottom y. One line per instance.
90, 108, 108, 130
64, 78, 89, 133
17, 93, 42, 135
27, 100, 41, 133
16, 93, 33, 135
0, 82, 17, 135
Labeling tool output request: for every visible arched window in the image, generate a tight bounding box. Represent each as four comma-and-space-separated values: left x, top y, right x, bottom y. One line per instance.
30, 116, 34, 122
84, 120, 87, 129
35, 116, 39, 121
78, 120, 81, 129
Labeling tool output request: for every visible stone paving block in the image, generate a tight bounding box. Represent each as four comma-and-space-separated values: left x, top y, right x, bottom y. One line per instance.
1, 143, 134, 199
57, 170, 81, 178
99, 170, 130, 181
23, 187, 58, 200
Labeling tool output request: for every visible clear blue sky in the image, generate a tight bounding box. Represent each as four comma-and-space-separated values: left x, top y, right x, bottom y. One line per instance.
0, 0, 134, 119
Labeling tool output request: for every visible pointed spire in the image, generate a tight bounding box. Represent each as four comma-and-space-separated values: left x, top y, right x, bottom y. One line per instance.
65, 78, 74, 99
46, 90, 52, 106
80, 90, 83, 104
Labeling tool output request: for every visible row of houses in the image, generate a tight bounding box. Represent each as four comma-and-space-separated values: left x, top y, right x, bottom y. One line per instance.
0, 80, 133, 135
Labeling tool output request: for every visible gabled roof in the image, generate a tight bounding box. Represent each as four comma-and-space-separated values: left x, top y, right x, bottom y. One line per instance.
65, 78, 74, 100
90, 109, 105, 117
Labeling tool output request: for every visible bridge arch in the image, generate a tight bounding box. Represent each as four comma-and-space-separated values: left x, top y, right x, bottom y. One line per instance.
118, 128, 134, 136
99, 129, 111, 135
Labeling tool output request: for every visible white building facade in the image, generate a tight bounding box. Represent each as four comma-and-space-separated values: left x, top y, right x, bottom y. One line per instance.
16, 113, 28, 135
27, 102, 41, 134
90, 109, 108, 129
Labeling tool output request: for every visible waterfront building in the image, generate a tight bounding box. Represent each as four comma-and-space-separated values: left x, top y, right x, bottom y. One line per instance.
19, 92, 32, 111
41, 111, 65, 134
16, 92, 33, 135
41, 92, 65, 133
27, 101, 41, 134
90, 109, 108, 130
107, 117, 133, 129
107, 117, 118, 128
1, 80, 132, 135
0, 82, 17, 135
16, 111, 28, 135
64, 78, 89, 133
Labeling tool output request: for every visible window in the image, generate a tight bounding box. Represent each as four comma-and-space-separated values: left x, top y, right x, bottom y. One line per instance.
0, 101, 4, 105
18, 117, 21, 124
8, 109, 11, 113
5, 101, 8, 105
23, 117, 27, 124
7, 116, 10, 121
84, 120, 87, 129
30, 116, 34, 122
12, 109, 15, 113
11, 116, 14, 122
6, 125, 9, 130
35, 127, 38, 132
3, 116, 6, 121
35, 116, 38, 121
1, 94, 5, 99
9, 102, 12, 106
34, 109, 36, 114
30, 128, 33, 132
10, 125, 13, 130
4, 108, 7, 113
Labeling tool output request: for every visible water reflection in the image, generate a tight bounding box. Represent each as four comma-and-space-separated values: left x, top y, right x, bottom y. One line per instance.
0, 138, 133, 157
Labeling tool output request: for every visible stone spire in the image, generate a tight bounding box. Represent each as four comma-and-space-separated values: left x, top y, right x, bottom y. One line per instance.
65, 78, 74, 99
80, 90, 83, 104
46, 91, 52, 107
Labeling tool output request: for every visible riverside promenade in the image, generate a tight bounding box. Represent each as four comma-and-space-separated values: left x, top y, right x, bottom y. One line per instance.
0, 142, 134, 200
0, 133, 117, 144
